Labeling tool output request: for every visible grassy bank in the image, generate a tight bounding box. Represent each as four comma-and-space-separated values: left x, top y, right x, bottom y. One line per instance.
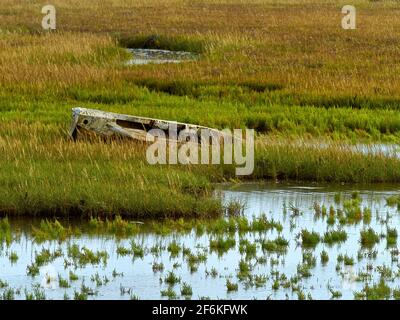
1, 0, 400, 217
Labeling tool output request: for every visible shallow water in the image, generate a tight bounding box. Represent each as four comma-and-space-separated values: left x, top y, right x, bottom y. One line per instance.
126, 49, 197, 65
1, 183, 400, 300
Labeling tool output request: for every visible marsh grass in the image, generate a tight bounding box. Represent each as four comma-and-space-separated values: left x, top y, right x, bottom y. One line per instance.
320, 250, 329, 265
69, 271, 79, 282
261, 236, 289, 253
167, 241, 181, 257
164, 271, 181, 286
360, 228, 381, 248
58, 275, 70, 288
160, 287, 177, 299
386, 228, 398, 247
300, 230, 320, 248
238, 239, 257, 259
226, 280, 238, 292
32, 220, 75, 242
2, 1, 400, 216
180, 282, 193, 297
355, 278, 391, 300
323, 230, 348, 245
209, 237, 236, 255
9, 251, 18, 263
0, 218, 12, 245
67, 244, 108, 267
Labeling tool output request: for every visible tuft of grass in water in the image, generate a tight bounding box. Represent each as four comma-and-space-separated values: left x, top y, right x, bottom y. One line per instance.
328, 285, 342, 299
300, 230, 320, 248
32, 220, 75, 242
237, 259, 251, 280
225, 200, 245, 217
74, 291, 88, 300
343, 254, 355, 266
164, 271, 181, 286
253, 275, 267, 288
354, 278, 391, 300
34, 248, 62, 267
112, 269, 124, 278
360, 228, 380, 248
69, 271, 79, 282
261, 236, 289, 253
226, 280, 239, 292
296, 263, 312, 279
386, 228, 398, 247
385, 195, 400, 208
0, 280, 8, 289
393, 288, 400, 300
116, 246, 131, 256
296, 252, 316, 279
320, 250, 329, 265
152, 262, 164, 273
130, 241, 145, 258
58, 275, 70, 288
342, 199, 363, 224
250, 215, 283, 233
302, 251, 316, 268
209, 237, 236, 255
180, 282, 193, 297
91, 273, 109, 287
160, 287, 177, 300
9, 251, 18, 263
130, 293, 140, 300
167, 241, 181, 257
80, 283, 97, 297
67, 244, 108, 267
238, 239, 257, 259
87, 216, 141, 236
205, 267, 218, 278
1, 288, 15, 300
26, 263, 40, 277
323, 230, 348, 245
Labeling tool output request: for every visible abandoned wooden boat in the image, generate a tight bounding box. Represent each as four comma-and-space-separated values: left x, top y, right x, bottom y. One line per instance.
69, 107, 230, 144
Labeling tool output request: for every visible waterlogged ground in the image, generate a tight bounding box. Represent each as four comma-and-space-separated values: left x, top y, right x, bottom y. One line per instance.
126, 49, 197, 65
1, 183, 400, 300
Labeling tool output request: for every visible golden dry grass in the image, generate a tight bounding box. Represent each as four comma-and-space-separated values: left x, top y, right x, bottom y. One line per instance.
1, 0, 400, 97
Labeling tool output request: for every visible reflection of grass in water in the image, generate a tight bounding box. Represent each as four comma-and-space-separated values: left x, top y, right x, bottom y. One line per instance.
2, 195, 400, 300
0, 218, 12, 245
